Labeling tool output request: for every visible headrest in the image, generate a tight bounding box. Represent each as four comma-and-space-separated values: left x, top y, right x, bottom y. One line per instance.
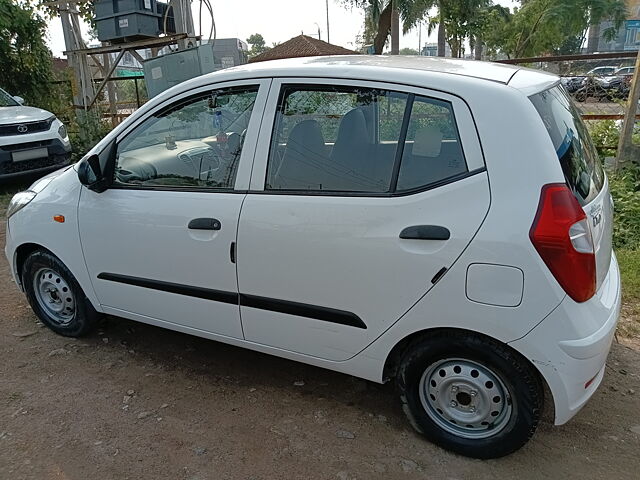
412, 125, 443, 158
335, 108, 369, 147
286, 119, 326, 156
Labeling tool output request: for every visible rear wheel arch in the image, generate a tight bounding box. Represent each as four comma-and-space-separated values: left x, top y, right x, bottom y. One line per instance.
382, 327, 549, 394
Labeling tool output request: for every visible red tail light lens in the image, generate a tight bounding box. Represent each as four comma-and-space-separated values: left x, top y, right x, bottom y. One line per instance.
530, 184, 596, 302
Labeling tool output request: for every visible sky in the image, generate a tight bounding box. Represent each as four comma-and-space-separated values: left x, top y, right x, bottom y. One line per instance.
46, 0, 517, 58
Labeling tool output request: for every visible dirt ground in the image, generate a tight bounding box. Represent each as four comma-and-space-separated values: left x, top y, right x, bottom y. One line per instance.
1, 223, 639, 480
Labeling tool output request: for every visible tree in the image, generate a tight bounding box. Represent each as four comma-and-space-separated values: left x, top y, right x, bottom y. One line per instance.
246, 33, 271, 58
493, 0, 627, 59
344, 1, 436, 54
399, 47, 420, 54
0, 0, 53, 106
437, 0, 491, 58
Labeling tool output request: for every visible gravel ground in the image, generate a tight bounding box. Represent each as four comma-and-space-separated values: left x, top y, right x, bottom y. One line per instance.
1, 222, 639, 480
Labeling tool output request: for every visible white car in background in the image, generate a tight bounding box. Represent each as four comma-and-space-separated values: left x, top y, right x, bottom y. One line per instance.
4, 56, 620, 459
0, 88, 71, 179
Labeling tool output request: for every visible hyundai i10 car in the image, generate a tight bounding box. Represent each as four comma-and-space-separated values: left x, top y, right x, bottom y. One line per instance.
4, 56, 620, 458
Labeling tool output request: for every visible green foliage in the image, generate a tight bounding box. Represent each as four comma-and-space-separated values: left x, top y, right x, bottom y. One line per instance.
69, 111, 113, 162
587, 119, 640, 157
0, 0, 53, 105
487, 0, 627, 59
115, 79, 148, 106
246, 34, 271, 58
617, 249, 640, 303
399, 47, 420, 55
609, 164, 640, 250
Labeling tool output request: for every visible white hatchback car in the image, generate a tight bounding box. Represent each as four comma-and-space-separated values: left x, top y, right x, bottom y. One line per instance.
5, 57, 620, 458
0, 88, 71, 178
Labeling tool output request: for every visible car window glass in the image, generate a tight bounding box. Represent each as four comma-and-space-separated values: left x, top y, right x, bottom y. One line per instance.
115, 87, 258, 189
266, 85, 409, 192
0, 88, 18, 107
396, 95, 467, 192
530, 86, 604, 206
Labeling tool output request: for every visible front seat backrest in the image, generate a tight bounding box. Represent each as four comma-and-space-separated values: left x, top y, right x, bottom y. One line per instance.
272, 119, 328, 190
331, 108, 370, 165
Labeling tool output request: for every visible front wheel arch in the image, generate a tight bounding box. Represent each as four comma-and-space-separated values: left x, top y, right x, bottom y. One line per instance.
15, 242, 47, 289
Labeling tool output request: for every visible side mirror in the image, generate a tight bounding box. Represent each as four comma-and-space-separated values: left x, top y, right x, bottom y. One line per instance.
13, 96, 24, 105
78, 154, 109, 193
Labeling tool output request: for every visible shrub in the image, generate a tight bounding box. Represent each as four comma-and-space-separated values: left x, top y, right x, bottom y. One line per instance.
608, 163, 640, 250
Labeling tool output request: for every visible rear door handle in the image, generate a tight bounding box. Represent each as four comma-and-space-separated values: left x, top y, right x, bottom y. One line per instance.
400, 225, 450, 240
188, 218, 221, 230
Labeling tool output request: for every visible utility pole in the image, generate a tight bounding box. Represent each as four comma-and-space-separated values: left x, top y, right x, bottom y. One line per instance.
615, 49, 640, 168
326, 0, 330, 43
418, 21, 422, 55
59, 1, 95, 114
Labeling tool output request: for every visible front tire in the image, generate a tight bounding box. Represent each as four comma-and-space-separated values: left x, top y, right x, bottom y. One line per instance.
22, 249, 100, 337
397, 331, 543, 459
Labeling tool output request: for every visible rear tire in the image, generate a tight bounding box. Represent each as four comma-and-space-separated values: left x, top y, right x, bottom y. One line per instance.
22, 250, 100, 337
396, 331, 543, 459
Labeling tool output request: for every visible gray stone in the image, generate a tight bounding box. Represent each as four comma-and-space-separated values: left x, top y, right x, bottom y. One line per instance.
48, 348, 69, 357
399, 459, 418, 473
336, 429, 355, 439
193, 446, 207, 456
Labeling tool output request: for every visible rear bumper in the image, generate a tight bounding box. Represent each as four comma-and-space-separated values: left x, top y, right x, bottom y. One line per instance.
509, 252, 621, 425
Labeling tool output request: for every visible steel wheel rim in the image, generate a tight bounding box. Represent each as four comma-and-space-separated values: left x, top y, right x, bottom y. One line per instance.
32, 267, 76, 325
419, 358, 512, 439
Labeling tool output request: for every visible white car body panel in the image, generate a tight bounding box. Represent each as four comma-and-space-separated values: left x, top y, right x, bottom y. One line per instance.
4, 56, 621, 428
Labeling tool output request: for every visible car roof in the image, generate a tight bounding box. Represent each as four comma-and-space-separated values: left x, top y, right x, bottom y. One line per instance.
223, 55, 524, 84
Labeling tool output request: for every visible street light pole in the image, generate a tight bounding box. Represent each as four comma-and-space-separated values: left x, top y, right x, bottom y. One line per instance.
326, 0, 330, 43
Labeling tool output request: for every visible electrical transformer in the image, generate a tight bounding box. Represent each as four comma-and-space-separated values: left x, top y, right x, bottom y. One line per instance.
142, 39, 248, 97
95, 0, 176, 43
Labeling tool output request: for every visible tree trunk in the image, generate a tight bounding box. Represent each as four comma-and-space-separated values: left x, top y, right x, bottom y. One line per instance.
373, 2, 393, 54
474, 35, 483, 60
437, 15, 446, 56
587, 22, 601, 53
390, 1, 400, 55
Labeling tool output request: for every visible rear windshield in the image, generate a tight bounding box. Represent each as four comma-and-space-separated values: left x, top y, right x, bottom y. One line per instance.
530, 86, 604, 206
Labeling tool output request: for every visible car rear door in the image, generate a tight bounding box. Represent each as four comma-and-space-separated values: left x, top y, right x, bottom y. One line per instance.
235, 79, 491, 361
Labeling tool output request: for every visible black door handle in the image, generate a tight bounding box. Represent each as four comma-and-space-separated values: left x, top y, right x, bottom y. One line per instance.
188, 218, 221, 230
400, 225, 450, 240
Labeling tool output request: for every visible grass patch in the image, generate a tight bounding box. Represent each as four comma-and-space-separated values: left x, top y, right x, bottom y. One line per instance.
617, 249, 640, 338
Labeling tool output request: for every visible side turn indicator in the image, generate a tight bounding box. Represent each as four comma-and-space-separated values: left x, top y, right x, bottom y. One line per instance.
53, 215, 65, 223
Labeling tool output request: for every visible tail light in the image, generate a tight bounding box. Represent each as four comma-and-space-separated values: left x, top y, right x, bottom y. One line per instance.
530, 183, 596, 302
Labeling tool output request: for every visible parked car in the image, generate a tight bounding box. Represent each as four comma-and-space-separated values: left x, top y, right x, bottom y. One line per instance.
574, 74, 630, 102
560, 75, 584, 93
613, 66, 635, 77
585, 65, 618, 77
0, 88, 71, 179
5, 57, 620, 459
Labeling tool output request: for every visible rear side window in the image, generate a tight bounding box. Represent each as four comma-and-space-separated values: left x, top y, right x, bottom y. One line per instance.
530, 86, 604, 205
265, 85, 467, 194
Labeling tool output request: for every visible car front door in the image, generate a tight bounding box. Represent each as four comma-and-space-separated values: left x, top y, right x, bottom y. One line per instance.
236, 79, 491, 361
78, 80, 269, 338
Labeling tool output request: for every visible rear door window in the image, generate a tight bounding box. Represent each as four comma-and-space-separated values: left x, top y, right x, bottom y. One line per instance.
529, 86, 604, 206
265, 85, 468, 194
